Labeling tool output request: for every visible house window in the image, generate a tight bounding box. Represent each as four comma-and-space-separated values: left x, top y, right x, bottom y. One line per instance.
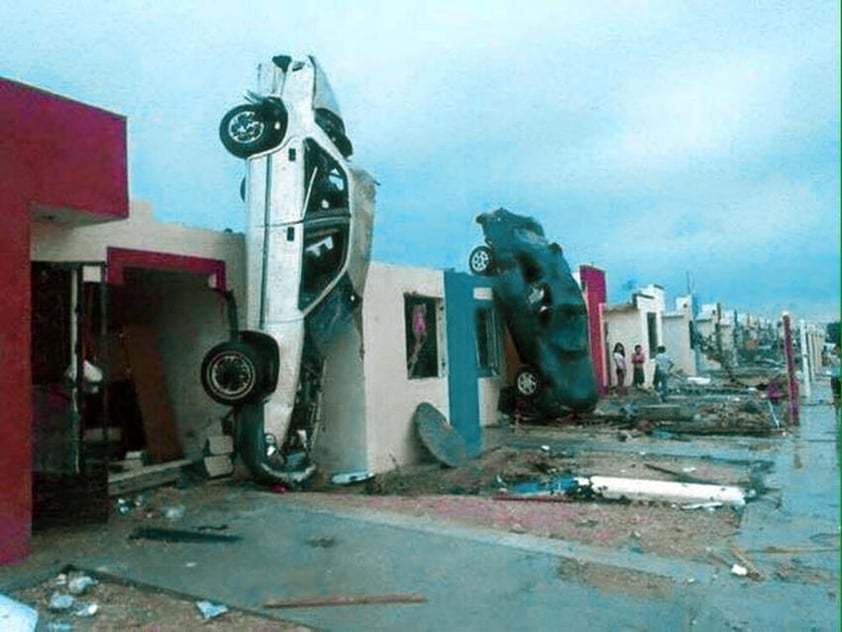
475, 305, 500, 377
647, 312, 658, 355
405, 295, 439, 379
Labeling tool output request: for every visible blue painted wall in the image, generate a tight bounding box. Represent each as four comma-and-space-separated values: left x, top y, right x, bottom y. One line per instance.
444, 270, 486, 456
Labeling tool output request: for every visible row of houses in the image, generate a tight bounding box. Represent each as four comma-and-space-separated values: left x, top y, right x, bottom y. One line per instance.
1, 77, 826, 565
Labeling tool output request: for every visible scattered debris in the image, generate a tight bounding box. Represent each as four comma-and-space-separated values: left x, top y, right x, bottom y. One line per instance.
163, 504, 186, 520
730, 563, 749, 577
195, 599, 229, 619
681, 502, 724, 510
67, 575, 97, 596
263, 593, 427, 608
48, 592, 75, 611
73, 602, 98, 618
730, 545, 764, 581
331, 471, 375, 485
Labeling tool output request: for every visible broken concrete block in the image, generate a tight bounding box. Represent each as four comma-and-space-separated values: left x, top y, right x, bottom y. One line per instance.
204, 454, 234, 478
205, 435, 234, 456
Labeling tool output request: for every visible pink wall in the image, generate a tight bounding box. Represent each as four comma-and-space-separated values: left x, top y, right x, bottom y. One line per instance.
0, 78, 128, 564
579, 265, 607, 395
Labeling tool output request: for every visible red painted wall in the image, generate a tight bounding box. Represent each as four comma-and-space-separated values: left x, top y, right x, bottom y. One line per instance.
0, 78, 127, 564
579, 265, 607, 395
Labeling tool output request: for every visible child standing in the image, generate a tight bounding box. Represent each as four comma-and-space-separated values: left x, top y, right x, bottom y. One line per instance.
631, 344, 646, 389
613, 342, 627, 397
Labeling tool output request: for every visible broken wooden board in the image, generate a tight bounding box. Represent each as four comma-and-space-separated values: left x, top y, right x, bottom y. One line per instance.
121, 324, 183, 463
108, 459, 191, 496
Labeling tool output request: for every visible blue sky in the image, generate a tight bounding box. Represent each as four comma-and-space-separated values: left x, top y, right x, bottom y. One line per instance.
3, 1, 839, 322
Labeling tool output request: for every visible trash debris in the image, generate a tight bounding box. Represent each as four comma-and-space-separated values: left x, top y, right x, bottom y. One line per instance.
128, 527, 242, 543
195, 600, 229, 619
67, 575, 97, 596
496, 473, 581, 499
48, 592, 75, 611
730, 564, 748, 577
73, 602, 98, 618
114, 498, 133, 515
682, 502, 724, 510
263, 593, 427, 608
0, 593, 38, 632
164, 504, 186, 520
330, 471, 375, 485
730, 545, 764, 580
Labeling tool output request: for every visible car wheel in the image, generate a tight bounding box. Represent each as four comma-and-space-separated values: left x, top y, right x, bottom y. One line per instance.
515, 366, 541, 398
201, 341, 263, 406
219, 104, 286, 158
468, 245, 494, 275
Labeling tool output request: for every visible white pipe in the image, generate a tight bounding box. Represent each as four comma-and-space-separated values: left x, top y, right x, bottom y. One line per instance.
577, 475, 746, 507
800, 319, 811, 399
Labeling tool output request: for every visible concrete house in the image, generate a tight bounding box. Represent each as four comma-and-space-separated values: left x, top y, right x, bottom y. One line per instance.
601, 285, 667, 390
1, 78, 512, 564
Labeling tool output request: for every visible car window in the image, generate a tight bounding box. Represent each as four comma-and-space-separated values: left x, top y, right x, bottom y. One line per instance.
303, 139, 348, 218
299, 220, 349, 310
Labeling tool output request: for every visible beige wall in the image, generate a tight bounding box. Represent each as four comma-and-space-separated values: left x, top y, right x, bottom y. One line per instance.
31, 199, 246, 461
361, 262, 449, 472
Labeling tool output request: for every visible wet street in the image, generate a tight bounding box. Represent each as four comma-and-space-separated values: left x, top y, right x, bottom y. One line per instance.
2, 384, 839, 631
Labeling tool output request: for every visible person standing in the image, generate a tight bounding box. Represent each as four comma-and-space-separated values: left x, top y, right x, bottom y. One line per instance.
829, 343, 840, 415
631, 344, 646, 389
653, 345, 673, 400
613, 342, 627, 397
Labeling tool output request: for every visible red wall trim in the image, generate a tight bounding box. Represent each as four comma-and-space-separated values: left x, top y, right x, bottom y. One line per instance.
107, 247, 227, 291
580, 265, 607, 395
0, 78, 129, 564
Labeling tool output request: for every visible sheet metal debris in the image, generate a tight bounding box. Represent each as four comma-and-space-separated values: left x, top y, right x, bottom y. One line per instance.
413, 402, 468, 467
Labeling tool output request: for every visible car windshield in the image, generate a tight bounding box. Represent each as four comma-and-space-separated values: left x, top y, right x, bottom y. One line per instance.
310, 56, 342, 119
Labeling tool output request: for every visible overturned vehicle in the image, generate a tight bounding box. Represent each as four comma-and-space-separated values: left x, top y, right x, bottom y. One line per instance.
469, 208, 598, 417
201, 55, 375, 484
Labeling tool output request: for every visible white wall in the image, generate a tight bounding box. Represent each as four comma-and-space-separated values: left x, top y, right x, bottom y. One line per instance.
662, 312, 696, 376
361, 262, 449, 472
313, 321, 369, 473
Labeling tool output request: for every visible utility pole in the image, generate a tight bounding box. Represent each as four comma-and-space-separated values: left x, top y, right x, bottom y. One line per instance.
782, 313, 800, 424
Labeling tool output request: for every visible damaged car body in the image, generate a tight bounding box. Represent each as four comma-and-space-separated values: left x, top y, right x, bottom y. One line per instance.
469, 208, 598, 416
201, 55, 375, 484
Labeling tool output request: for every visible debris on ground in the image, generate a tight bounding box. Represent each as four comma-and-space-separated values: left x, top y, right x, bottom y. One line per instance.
11, 571, 308, 631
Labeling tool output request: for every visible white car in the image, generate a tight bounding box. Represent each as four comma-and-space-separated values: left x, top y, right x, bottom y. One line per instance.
201, 55, 376, 484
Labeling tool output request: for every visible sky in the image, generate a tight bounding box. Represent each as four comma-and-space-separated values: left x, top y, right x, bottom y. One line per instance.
3, 1, 840, 323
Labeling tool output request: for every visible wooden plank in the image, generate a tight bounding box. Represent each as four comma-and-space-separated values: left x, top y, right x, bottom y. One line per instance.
108, 459, 191, 496
121, 324, 183, 463
264, 593, 427, 608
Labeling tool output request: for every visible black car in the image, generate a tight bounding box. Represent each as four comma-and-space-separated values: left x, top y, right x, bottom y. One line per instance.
469, 208, 598, 416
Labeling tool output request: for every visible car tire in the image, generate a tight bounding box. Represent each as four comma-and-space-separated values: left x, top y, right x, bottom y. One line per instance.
468, 245, 495, 275
201, 340, 264, 406
219, 104, 286, 158
515, 366, 541, 398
